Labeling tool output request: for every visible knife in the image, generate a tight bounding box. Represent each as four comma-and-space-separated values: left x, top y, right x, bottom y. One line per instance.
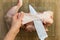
29, 5, 48, 40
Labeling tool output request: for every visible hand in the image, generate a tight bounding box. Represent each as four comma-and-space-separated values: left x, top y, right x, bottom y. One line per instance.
11, 12, 24, 32
4, 12, 24, 40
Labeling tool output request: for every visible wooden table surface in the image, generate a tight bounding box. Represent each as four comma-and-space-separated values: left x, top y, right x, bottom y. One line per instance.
0, 0, 58, 40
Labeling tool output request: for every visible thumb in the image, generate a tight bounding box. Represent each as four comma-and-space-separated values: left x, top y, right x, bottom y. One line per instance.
18, 12, 24, 21
13, 13, 19, 20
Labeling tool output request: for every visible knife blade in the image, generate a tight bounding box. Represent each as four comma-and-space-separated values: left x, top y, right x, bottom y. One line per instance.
29, 5, 48, 40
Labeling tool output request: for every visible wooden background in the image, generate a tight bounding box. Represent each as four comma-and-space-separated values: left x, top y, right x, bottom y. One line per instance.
0, 0, 60, 40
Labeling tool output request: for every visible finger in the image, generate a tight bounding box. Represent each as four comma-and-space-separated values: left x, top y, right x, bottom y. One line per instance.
13, 13, 18, 20
19, 12, 24, 20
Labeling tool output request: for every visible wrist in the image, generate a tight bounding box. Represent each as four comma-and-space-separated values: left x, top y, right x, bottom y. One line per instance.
10, 27, 19, 35
4, 27, 19, 40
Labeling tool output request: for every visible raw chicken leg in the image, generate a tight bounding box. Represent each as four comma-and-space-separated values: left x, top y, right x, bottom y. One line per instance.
4, 0, 22, 29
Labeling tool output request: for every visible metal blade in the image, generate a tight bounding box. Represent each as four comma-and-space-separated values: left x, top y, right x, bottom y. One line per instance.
29, 5, 37, 15
29, 5, 48, 40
